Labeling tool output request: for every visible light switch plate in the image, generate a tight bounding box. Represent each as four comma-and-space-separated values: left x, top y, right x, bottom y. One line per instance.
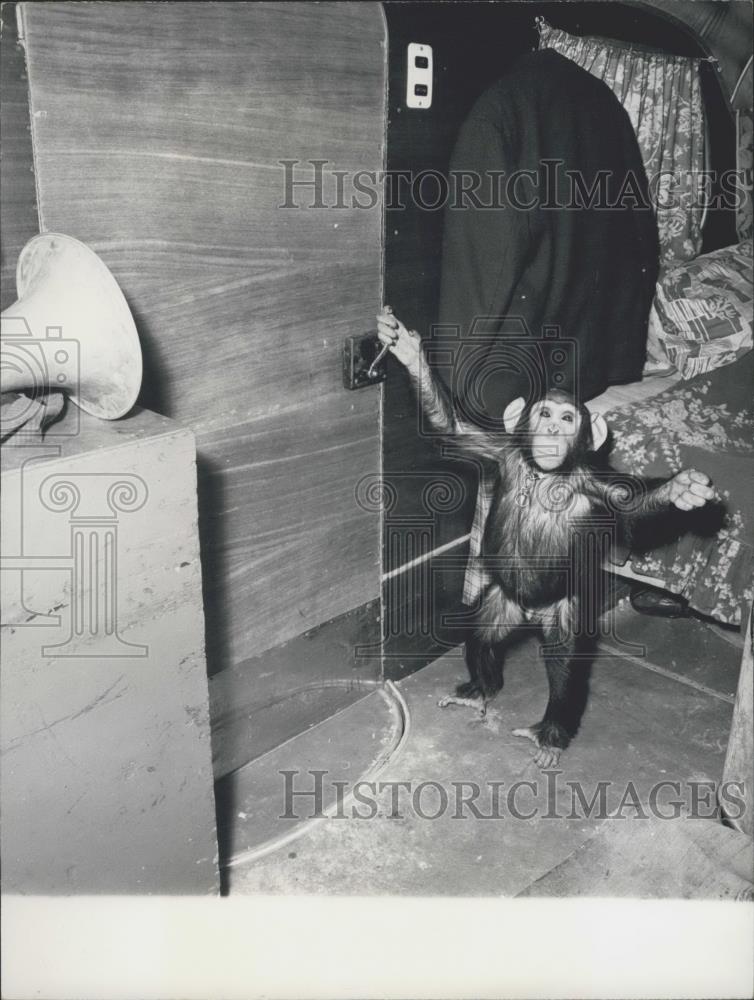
406, 43, 433, 109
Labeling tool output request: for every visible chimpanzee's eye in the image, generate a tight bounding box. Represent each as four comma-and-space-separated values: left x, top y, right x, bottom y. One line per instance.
540, 407, 550, 419
562, 412, 574, 424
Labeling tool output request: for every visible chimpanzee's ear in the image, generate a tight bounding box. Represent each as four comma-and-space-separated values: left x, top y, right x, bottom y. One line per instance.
503, 397, 526, 435
590, 412, 608, 452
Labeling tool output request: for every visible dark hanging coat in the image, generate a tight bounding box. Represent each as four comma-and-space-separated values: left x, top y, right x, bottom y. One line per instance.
438, 48, 659, 426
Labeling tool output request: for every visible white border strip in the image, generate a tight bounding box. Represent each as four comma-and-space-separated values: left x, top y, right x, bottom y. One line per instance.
600, 645, 735, 705
381, 532, 470, 582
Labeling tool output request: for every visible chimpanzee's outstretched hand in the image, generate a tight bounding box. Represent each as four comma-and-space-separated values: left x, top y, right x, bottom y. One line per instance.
376, 306, 422, 372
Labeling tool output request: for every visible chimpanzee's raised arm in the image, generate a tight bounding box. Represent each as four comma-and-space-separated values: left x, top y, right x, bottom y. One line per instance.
376, 306, 507, 463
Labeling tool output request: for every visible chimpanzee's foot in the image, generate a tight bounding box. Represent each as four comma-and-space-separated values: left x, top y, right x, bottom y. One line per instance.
512, 720, 569, 769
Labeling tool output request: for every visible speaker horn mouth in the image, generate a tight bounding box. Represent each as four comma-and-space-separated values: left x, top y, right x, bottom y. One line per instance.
8, 232, 142, 420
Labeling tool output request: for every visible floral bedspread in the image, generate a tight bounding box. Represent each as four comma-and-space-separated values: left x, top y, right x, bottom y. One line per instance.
605, 351, 754, 625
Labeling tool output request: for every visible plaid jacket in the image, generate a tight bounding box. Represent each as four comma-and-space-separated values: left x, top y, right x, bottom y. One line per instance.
462, 472, 496, 606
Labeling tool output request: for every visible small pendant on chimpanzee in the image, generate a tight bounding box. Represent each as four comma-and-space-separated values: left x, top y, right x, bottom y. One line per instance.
515, 470, 540, 507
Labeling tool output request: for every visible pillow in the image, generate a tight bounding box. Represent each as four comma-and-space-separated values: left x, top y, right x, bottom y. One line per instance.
649, 240, 753, 379
537, 20, 706, 268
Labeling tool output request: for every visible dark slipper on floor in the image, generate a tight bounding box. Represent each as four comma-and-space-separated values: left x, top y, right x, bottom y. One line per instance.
630, 587, 690, 618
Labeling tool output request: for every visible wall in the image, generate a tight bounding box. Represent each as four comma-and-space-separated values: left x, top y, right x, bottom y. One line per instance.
18, 2, 386, 689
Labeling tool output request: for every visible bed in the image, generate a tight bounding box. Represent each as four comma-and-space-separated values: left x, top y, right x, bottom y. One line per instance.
589, 241, 754, 627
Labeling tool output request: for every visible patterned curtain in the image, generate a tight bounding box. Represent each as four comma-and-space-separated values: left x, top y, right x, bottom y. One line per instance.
737, 110, 753, 240
538, 21, 706, 270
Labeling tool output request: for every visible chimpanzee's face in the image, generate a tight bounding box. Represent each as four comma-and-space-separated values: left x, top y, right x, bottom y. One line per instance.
528, 397, 583, 471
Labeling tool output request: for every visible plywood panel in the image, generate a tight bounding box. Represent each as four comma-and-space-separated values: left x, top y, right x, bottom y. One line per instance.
21, 1, 386, 667
0, 1, 39, 309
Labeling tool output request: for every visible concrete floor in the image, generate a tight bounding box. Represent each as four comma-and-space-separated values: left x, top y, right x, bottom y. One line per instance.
225, 600, 746, 897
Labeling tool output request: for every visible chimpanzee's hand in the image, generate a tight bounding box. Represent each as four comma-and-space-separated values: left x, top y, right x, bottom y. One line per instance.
668, 469, 715, 511
376, 306, 422, 372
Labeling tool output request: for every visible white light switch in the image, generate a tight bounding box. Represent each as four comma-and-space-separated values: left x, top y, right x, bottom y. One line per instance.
406, 43, 433, 109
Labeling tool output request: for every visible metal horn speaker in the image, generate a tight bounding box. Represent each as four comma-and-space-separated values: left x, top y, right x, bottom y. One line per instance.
0, 233, 142, 420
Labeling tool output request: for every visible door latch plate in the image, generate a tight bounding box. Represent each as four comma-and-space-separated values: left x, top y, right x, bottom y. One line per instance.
343, 332, 386, 389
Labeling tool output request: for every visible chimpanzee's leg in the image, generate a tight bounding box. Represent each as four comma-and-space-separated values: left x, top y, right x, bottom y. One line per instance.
513, 600, 588, 768
439, 583, 523, 717
439, 634, 504, 717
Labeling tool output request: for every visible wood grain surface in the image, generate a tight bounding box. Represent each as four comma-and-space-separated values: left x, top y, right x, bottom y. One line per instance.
20, 1, 386, 671
0, 2, 39, 310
